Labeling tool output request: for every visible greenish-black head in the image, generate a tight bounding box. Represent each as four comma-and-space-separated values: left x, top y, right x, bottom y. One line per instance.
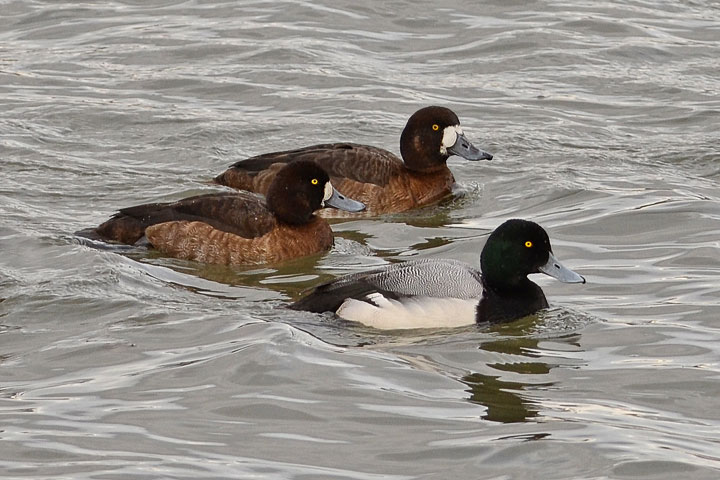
480, 219, 585, 289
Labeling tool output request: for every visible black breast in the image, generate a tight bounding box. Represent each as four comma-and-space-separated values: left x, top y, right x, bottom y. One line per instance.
476, 279, 549, 324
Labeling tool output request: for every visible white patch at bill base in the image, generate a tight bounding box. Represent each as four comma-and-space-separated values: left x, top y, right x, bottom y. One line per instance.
440, 125, 461, 154
322, 182, 334, 204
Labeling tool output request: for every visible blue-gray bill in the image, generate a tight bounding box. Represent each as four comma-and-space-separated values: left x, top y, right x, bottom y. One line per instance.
324, 189, 366, 212
538, 252, 586, 283
448, 132, 493, 161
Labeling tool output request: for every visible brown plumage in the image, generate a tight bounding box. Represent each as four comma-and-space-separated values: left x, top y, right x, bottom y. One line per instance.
325, 167, 455, 216
145, 218, 332, 264
93, 192, 275, 246
78, 160, 365, 265
214, 106, 493, 216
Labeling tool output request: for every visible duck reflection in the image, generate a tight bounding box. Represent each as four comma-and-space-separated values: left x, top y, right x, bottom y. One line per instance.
463, 371, 546, 423
463, 317, 583, 423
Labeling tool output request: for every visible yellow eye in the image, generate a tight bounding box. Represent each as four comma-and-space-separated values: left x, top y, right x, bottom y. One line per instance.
311, 178, 318, 185
432, 124, 439, 131
525, 241, 533, 248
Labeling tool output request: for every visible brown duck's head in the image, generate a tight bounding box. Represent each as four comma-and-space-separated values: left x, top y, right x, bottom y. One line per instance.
266, 160, 365, 225
399, 106, 493, 173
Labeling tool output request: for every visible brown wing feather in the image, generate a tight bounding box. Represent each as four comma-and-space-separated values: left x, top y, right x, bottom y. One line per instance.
215, 143, 403, 194
93, 192, 276, 245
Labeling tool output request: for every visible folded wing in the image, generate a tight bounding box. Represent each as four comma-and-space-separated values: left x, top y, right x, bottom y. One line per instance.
217, 143, 401, 192
94, 191, 276, 244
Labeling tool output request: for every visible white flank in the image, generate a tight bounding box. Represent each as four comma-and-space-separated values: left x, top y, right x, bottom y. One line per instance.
336, 293, 478, 330
440, 125, 460, 154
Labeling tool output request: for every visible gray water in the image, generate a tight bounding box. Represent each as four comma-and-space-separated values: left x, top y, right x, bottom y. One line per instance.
2, 1, 720, 478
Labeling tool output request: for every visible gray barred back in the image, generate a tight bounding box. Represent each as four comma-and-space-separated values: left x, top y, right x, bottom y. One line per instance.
333, 258, 484, 299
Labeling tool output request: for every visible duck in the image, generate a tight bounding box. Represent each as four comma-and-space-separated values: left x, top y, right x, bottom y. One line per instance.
291, 219, 585, 329
214, 106, 493, 216
77, 160, 365, 265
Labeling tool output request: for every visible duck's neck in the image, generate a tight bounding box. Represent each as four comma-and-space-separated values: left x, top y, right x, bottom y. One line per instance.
402, 153, 449, 174
476, 277, 549, 324
269, 199, 314, 225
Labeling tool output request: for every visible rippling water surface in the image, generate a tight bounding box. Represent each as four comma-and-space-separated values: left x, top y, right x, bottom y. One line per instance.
2, 1, 720, 478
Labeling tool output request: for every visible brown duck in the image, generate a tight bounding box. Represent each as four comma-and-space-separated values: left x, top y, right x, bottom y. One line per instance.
78, 160, 365, 265
214, 106, 492, 216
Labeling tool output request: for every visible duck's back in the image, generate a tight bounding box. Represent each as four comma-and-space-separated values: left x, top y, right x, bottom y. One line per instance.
89, 191, 276, 245
215, 143, 402, 192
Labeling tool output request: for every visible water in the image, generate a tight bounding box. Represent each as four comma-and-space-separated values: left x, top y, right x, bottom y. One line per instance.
1, 0, 719, 478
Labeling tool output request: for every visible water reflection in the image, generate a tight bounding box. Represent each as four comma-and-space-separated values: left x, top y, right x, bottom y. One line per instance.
462, 371, 546, 423
463, 316, 585, 423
